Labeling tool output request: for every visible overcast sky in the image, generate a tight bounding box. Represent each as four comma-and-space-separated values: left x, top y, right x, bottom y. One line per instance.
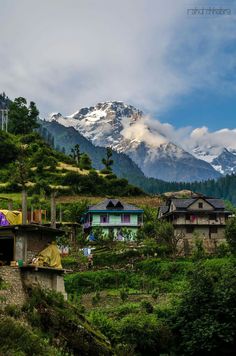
1, 0, 236, 131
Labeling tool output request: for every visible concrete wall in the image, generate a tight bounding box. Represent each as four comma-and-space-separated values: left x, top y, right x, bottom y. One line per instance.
174, 213, 227, 225
22, 269, 67, 300
188, 198, 214, 211
0, 266, 27, 307
174, 225, 226, 255
15, 232, 56, 263
92, 213, 139, 226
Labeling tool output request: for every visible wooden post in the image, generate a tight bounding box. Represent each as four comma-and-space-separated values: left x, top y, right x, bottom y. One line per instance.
59, 204, 62, 223
7, 200, 13, 210
39, 205, 42, 224
51, 191, 56, 228
31, 205, 34, 222
22, 189, 27, 224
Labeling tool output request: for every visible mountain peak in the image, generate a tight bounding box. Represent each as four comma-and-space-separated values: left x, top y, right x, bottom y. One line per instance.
46, 101, 221, 182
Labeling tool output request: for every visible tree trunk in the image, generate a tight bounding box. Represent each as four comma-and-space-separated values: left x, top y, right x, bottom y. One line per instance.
22, 189, 27, 224
51, 191, 56, 228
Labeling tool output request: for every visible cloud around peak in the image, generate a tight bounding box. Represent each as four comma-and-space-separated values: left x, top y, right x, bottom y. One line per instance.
1, 0, 236, 123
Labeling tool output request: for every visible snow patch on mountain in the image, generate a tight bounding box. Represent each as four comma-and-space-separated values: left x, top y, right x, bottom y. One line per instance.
47, 101, 221, 182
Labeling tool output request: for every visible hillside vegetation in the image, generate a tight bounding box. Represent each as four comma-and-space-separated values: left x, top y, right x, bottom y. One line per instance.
64, 249, 236, 356
41, 119, 236, 204
0, 131, 144, 198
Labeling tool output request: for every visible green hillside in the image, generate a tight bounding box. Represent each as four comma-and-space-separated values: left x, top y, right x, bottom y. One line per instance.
40, 120, 236, 203
39, 120, 147, 184
0, 130, 144, 197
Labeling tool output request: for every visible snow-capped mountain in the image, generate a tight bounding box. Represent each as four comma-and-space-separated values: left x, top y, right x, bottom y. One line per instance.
192, 145, 236, 175
47, 101, 221, 182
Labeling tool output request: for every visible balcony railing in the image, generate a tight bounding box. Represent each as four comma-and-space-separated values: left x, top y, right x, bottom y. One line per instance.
173, 219, 226, 225
83, 222, 143, 228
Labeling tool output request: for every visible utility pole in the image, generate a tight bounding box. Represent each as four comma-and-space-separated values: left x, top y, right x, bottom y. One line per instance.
0, 109, 9, 132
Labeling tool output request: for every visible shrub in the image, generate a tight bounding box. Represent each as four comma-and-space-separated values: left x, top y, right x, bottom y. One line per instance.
141, 300, 154, 314
171, 264, 236, 355
4, 304, 21, 318
120, 288, 129, 303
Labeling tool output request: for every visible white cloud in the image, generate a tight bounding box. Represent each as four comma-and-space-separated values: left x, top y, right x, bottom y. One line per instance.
119, 114, 236, 154
0, 0, 236, 119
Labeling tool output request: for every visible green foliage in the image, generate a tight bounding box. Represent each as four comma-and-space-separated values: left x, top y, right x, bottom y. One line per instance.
65, 270, 141, 295
0, 131, 18, 165
192, 237, 206, 260
92, 291, 101, 306
8, 97, 39, 135
120, 288, 129, 303
70, 143, 81, 164
62, 200, 89, 223
79, 153, 92, 170
24, 288, 111, 355
215, 243, 230, 257
171, 262, 236, 355
4, 304, 21, 318
225, 217, 236, 254
0, 317, 59, 356
141, 300, 154, 313
102, 147, 113, 172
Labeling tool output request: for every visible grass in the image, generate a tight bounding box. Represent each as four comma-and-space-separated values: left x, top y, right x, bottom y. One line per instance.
57, 194, 163, 207
0, 193, 21, 203
56, 162, 90, 175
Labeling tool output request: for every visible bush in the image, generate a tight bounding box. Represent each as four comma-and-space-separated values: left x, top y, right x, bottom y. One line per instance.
4, 304, 21, 318
65, 270, 141, 294
171, 263, 236, 355
120, 288, 129, 303
141, 300, 154, 313
118, 314, 171, 355
0, 317, 58, 355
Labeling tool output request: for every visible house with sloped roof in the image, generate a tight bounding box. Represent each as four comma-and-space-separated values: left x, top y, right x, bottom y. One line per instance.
158, 196, 231, 252
83, 199, 144, 240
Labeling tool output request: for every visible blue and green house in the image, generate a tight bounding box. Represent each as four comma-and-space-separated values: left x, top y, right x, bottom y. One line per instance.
83, 199, 144, 240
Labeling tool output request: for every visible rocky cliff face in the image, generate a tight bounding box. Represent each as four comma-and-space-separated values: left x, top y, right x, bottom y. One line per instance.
48, 101, 221, 182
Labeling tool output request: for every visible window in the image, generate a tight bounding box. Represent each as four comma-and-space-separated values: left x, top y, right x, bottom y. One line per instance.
210, 226, 218, 234
121, 214, 130, 223
198, 202, 203, 209
210, 214, 217, 221
100, 215, 109, 223
186, 226, 194, 233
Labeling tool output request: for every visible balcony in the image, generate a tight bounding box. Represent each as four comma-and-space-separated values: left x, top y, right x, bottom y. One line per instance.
173, 218, 226, 226
83, 221, 143, 228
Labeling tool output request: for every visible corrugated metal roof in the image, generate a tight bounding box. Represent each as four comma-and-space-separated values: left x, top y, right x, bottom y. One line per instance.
159, 197, 227, 217
88, 199, 143, 212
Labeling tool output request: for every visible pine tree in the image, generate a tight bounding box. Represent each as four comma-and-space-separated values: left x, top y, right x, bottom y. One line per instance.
70, 144, 81, 164
102, 147, 113, 173
8, 97, 39, 135
79, 153, 92, 170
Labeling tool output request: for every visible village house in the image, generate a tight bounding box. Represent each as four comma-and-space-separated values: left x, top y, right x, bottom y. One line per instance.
0, 223, 67, 299
158, 196, 231, 252
83, 199, 144, 240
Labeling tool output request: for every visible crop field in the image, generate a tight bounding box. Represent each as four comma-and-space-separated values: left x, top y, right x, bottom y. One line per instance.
57, 195, 163, 208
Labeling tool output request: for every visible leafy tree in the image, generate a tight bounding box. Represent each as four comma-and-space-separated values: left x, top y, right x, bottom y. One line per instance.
70, 144, 81, 164
225, 217, 236, 254
79, 153, 92, 170
101, 147, 113, 173
0, 131, 18, 165
171, 264, 236, 355
8, 97, 39, 135
156, 221, 183, 259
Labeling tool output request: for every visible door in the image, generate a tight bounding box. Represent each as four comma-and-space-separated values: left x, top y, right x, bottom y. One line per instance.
0, 237, 14, 265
